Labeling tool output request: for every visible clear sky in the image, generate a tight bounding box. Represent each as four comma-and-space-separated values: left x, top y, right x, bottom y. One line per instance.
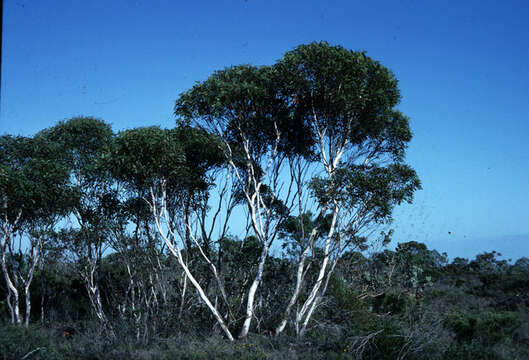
1, 0, 528, 261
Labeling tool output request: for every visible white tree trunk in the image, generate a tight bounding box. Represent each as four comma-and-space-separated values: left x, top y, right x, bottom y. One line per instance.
294, 205, 339, 335
1, 266, 21, 325
23, 238, 41, 327
299, 251, 340, 337
85, 260, 115, 338
151, 191, 235, 342
239, 244, 268, 339
275, 242, 310, 335
24, 284, 31, 327
164, 235, 234, 342
1, 212, 23, 325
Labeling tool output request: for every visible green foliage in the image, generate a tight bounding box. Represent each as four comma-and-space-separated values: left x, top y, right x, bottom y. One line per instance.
310, 164, 421, 223
443, 340, 505, 360
444, 310, 521, 345
275, 41, 411, 161
35, 117, 113, 194
444, 311, 478, 342
327, 275, 367, 314
278, 212, 332, 257
373, 290, 414, 315
0, 324, 61, 360
34, 117, 118, 255
470, 251, 509, 274
176, 64, 299, 159
111, 126, 183, 191
478, 312, 521, 344
0, 134, 74, 226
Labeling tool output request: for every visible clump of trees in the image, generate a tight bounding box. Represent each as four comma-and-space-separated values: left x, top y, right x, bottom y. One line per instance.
1, 42, 419, 339
1, 42, 525, 359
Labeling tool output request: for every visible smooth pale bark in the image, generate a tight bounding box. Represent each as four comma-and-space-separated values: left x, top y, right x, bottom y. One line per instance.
276, 110, 350, 336
230, 125, 284, 339
159, 230, 234, 342
23, 239, 41, 327
299, 249, 340, 337
1, 212, 22, 325
274, 159, 317, 335
110, 222, 169, 343
1, 259, 21, 325
1, 213, 42, 327
184, 218, 233, 320
290, 112, 351, 336
178, 271, 187, 319
85, 260, 115, 338
237, 187, 277, 339
275, 221, 322, 335
151, 189, 235, 342
2, 241, 42, 327
74, 209, 114, 336
24, 284, 31, 327
239, 243, 268, 339
295, 207, 338, 334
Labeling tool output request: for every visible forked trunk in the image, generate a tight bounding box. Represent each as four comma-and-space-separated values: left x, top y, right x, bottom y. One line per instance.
294, 207, 338, 336
1, 251, 22, 325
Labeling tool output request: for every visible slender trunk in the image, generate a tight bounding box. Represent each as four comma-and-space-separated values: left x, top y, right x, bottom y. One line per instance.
86, 261, 115, 338
1, 250, 21, 325
239, 243, 268, 339
296, 243, 330, 335
12, 287, 21, 325
1, 215, 22, 325
295, 206, 339, 335
274, 245, 309, 335
179, 271, 187, 318
23, 239, 41, 327
151, 200, 234, 342
184, 198, 191, 250
5, 280, 21, 324
40, 292, 45, 324
275, 215, 326, 335
24, 284, 31, 327
299, 253, 340, 337
6, 289, 14, 324
169, 242, 234, 341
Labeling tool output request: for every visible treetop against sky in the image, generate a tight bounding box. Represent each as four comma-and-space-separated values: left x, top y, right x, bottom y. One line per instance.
1, 0, 528, 260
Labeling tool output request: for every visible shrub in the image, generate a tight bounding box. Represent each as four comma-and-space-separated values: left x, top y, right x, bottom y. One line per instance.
443, 340, 504, 360
0, 324, 62, 360
372, 290, 414, 315
444, 311, 520, 345
477, 311, 521, 344
444, 311, 477, 342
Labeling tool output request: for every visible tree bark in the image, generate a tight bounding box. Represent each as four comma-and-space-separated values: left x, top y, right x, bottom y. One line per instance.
239, 243, 268, 339
151, 191, 235, 342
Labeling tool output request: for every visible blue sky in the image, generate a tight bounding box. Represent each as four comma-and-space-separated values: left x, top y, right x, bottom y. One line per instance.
1, 0, 528, 261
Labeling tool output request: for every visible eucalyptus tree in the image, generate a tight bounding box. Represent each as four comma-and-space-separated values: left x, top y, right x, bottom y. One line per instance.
0, 134, 73, 326
175, 65, 301, 339
174, 43, 420, 338
272, 42, 421, 336
36, 117, 116, 334
110, 126, 233, 339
